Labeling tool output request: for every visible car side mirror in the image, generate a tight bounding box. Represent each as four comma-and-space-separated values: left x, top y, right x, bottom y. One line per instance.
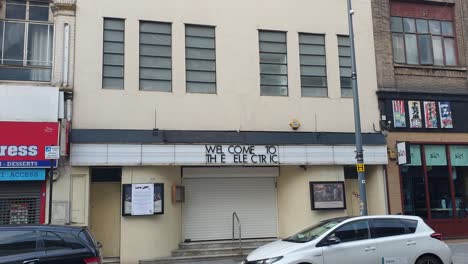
96, 242, 103, 249
327, 236, 341, 245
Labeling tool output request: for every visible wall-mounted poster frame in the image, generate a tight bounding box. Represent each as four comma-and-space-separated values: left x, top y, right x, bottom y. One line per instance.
122, 183, 164, 216
310, 181, 346, 210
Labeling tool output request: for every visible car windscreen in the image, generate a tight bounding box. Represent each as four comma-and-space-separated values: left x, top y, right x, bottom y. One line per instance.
283, 219, 343, 243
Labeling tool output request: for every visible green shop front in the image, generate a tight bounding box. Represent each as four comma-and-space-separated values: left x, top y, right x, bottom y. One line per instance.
400, 143, 468, 237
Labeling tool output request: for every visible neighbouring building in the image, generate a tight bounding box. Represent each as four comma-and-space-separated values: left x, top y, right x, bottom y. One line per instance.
70, 0, 387, 263
372, 0, 468, 237
0, 0, 76, 226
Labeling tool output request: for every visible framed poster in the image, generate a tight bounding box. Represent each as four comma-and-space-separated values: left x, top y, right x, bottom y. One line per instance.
408, 101, 422, 128
423, 101, 438, 128
310, 181, 346, 210
392, 100, 407, 128
439, 102, 453, 128
122, 183, 164, 216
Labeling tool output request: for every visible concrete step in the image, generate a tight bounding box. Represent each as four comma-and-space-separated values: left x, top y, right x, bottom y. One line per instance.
139, 253, 246, 264
139, 239, 276, 264
172, 246, 256, 257
178, 238, 277, 250
102, 257, 120, 264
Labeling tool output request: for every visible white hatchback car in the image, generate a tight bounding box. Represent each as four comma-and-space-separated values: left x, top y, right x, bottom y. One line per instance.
243, 215, 452, 264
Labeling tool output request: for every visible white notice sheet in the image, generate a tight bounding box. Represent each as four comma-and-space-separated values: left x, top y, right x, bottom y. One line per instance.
131, 184, 154, 215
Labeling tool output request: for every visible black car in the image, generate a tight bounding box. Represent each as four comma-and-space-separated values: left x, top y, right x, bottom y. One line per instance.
0, 225, 101, 264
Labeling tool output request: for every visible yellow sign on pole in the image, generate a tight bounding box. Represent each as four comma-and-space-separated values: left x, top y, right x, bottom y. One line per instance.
356, 163, 365, 172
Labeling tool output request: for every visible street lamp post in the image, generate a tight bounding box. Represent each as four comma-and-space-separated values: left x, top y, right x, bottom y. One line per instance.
347, 0, 368, 216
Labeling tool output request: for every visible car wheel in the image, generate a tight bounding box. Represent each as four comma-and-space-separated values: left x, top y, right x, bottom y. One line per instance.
415, 255, 441, 264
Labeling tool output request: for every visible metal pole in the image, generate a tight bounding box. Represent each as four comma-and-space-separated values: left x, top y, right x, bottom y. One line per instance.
347, 0, 368, 215
48, 159, 54, 224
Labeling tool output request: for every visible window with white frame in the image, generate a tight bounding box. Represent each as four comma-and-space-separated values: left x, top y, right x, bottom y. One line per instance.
391, 17, 457, 66
299, 33, 327, 97
139, 21, 172, 92
338, 35, 352, 98
185, 24, 216, 94
102, 18, 125, 89
0, 0, 53, 82
259, 30, 288, 96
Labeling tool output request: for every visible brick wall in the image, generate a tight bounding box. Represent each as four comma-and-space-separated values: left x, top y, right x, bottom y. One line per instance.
372, 0, 468, 93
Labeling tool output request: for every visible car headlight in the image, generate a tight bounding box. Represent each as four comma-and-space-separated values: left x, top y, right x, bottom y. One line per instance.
249, 256, 283, 264
264, 256, 284, 264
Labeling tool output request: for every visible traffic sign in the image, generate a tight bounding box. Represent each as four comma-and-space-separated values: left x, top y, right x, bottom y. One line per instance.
45, 146, 60, 160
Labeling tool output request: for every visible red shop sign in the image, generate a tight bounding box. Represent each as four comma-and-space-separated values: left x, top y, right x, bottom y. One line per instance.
0, 122, 59, 168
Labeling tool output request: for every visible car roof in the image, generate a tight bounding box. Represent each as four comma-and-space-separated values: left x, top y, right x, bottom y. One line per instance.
341, 215, 422, 222
0, 224, 87, 232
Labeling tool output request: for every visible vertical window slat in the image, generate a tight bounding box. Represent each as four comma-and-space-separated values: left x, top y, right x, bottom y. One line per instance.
103, 18, 124, 89
186, 25, 216, 94
139, 21, 172, 92
338, 35, 352, 98
259, 30, 288, 96
299, 33, 327, 97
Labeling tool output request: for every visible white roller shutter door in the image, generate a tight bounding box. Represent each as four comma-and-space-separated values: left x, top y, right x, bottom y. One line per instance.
182, 168, 278, 241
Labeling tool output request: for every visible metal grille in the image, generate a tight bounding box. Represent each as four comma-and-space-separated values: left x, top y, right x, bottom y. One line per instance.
0, 182, 42, 225
0, 198, 41, 224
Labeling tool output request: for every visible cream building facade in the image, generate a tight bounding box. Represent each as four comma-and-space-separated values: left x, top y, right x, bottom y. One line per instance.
69, 0, 388, 263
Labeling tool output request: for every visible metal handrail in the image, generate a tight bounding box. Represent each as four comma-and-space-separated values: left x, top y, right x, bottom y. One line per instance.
232, 212, 242, 253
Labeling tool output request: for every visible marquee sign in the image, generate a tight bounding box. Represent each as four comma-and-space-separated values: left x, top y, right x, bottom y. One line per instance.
205, 145, 279, 165
0, 122, 59, 168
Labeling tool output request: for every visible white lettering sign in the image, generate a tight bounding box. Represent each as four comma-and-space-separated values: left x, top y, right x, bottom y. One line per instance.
205, 145, 279, 165
0, 145, 38, 157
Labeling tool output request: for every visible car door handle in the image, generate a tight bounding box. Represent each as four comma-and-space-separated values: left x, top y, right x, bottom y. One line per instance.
406, 241, 417, 246
364, 246, 376, 252
23, 259, 39, 264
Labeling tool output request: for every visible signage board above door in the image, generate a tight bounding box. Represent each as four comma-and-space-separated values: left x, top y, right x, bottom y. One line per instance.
205, 145, 279, 165
0, 122, 59, 168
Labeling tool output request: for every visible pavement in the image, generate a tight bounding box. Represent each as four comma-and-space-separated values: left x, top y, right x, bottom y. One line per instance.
175, 242, 468, 264
449, 242, 468, 264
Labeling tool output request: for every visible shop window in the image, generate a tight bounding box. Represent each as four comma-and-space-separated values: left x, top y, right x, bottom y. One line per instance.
401, 145, 427, 219
299, 33, 327, 97
259, 30, 288, 96
139, 21, 172, 92
337, 35, 352, 97
450, 145, 468, 218
185, 24, 216, 94
425, 145, 452, 219
0, 0, 53, 82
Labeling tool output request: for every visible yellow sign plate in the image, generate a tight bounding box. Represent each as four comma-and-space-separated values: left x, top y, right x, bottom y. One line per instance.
356, 163, 365, 172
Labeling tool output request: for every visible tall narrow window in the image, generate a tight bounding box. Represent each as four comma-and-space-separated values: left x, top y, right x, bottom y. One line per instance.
299, 33, 327, 97
139, 21, 172, 92
185, 25, 216, 94
0, 0, 53, 81
338, 35, 352, 97
259, 30, 288, 96
103, 18, 125, 89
